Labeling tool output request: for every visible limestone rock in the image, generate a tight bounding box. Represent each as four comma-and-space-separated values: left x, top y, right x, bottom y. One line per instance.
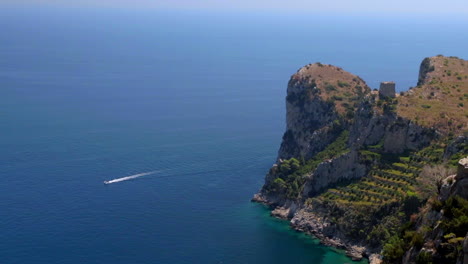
418, 57, 433, 86
278, 63, 370, 159
440, 175, 457, 201
441, 156, 468, 201
252, 57, 467, 264
449, 156, 468, 200
452, 177, 468, 200
457, 157, 468, 180
350, 101, 435, 153
369, 254, 382, 264
271, 207, 290, 219
346, 245, 366, 261
278, 87, 338, 160
302, 150, 367, 197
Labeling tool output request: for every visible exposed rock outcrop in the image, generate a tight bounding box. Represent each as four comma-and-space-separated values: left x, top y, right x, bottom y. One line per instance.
278, 63, 370, 159
417, 57, 434, 86
350, 101, 435, 153
452, 157, 468, 199
291, 208, 369, 260
440, 157, 468, 201
257, 61, 436, 204
253, 56, 468, 263
302, 150, 367, 197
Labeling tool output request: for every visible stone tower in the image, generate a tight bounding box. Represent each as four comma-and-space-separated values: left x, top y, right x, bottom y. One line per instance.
379, 81, 396, 98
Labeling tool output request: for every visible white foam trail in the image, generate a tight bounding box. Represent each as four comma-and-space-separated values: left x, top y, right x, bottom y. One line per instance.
104, 171, 157, 184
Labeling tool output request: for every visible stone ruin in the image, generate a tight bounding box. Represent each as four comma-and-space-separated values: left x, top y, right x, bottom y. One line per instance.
379, 81, 396, 98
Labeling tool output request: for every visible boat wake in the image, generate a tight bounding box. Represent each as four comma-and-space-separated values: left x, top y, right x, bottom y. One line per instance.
104, 171, 157, 185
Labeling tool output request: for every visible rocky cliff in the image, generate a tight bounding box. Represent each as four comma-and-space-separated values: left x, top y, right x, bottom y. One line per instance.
253, 56, 468, 264
278, 63, 369, 160
399, 157, 468, 264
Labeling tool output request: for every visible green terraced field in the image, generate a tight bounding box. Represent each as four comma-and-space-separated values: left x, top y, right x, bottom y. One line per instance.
316, 152, 422, 207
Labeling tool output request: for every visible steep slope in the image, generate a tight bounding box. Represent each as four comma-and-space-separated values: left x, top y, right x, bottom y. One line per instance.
398, 56, 468, 134
383, 157, 468, 264
279, 63, 370, 160
253, 56, 468, 263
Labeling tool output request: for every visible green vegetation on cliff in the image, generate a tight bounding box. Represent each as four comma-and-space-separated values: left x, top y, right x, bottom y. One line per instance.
266, 130, 350, 199
381, 194, 468, 264
307, 146, 423, 244
255, 55, 468, 264
303, 138, 466, 263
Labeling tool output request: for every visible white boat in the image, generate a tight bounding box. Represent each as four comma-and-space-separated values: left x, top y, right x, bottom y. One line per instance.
103, 181, 110, 184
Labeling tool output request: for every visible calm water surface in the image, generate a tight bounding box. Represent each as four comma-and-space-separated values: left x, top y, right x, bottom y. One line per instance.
1, 8, 467, 263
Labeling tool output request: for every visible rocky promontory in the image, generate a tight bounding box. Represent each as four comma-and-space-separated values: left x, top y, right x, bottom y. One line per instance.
253, 56, 468, 264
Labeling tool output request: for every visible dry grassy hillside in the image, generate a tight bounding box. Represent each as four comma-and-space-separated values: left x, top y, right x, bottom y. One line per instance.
291, 63, 371, 115
397, 56, 468, 134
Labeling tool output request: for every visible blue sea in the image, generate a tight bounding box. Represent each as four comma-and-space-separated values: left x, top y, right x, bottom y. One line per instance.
1, 7, 467, 264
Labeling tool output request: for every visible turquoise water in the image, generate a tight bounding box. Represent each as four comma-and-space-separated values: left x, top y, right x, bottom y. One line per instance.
1, 7, 467, 264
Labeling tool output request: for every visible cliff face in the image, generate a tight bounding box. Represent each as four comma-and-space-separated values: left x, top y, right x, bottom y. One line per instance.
302, 150, 367, 197
278, 63, 369, 160
257, 61, 436, 204
253, 56, 468, 263
441, 157, 468, 202
350, 100, 435, 153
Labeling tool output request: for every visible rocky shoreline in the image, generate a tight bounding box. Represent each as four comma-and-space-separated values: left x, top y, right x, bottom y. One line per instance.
253, 57, 468, 263
251, 194, 382, 264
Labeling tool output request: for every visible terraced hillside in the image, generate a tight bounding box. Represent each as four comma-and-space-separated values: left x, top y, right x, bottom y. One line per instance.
254, 55, 468, 263
317, 156, 421, 207
302, 141, 463, 251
